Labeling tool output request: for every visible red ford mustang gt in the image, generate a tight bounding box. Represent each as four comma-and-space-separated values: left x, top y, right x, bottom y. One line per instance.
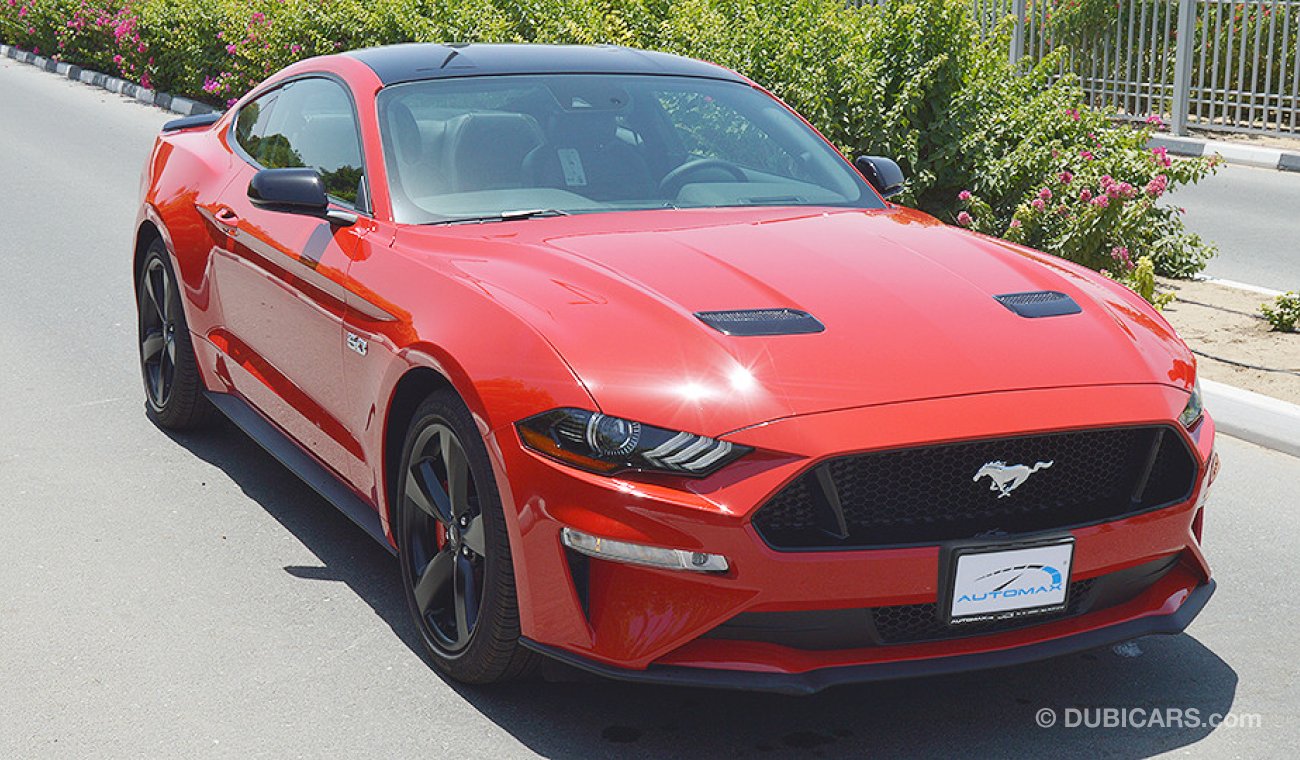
134, 43, 1217, 694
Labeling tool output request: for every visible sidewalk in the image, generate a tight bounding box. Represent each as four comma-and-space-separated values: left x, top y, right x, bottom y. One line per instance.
1151, 133, 1300, 172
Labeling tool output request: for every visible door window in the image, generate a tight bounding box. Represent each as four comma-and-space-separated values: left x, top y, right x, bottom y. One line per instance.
233, 78, 365, 207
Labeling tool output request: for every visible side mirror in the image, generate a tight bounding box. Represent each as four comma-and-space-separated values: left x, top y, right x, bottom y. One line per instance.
854, 156, 906, 200
248, 168, 356, 225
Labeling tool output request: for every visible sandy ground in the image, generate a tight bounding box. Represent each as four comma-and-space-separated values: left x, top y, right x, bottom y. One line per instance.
1159, 278, 1300, 404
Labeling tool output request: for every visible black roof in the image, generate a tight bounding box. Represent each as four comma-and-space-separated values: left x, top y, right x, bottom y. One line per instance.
344, 43, 747, 86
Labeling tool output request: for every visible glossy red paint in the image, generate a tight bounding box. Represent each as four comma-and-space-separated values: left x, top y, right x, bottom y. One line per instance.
135, 46, 1214, 687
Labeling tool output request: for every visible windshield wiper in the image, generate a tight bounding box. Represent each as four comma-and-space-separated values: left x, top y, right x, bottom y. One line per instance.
427, 208, 572, 226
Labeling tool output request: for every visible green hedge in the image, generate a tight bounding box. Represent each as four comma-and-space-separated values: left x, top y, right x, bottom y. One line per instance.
1, 0, 1218, 295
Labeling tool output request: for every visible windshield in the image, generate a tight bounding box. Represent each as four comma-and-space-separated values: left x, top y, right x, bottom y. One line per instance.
376, 74, 884, 224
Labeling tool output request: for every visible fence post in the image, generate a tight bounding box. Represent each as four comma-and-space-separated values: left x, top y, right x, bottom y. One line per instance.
1170, 0, 1197, 135
1009, 0, 1027, 67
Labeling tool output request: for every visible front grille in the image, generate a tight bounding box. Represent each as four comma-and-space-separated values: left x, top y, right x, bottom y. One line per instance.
703, 555, 1179, 650
752, 426, 1197, 550
871, 578, 1096, 644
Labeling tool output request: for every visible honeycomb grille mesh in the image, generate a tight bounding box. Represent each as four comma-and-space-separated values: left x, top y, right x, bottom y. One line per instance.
872, 578, 1097, 644
752, 426, 1197, 549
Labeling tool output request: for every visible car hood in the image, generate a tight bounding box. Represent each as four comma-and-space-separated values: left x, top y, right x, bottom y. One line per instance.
401, 206, 1195, 437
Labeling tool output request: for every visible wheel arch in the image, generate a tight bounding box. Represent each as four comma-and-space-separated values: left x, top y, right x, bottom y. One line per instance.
381, 365, 458, 534
133, 219, 164, 290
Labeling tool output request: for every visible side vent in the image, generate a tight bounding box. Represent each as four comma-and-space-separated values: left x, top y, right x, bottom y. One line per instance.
994, 291, 1082, 318
695, 308, 825, 336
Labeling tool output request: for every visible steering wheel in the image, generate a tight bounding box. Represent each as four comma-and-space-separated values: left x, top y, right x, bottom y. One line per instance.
659, 158, 749, 198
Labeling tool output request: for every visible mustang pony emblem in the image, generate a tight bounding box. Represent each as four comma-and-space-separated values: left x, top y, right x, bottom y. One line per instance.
973, 460, 1054, 498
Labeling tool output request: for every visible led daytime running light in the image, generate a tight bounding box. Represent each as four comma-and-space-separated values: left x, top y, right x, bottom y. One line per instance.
561, 527, 730, 573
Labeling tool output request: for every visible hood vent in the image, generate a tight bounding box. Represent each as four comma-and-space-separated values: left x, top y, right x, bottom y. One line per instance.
695, 309, 825, 336
994, 291, 1082, 318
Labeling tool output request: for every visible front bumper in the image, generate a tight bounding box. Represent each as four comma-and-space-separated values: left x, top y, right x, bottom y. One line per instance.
521, 579, 1215, 695
488, 383, 1216, 687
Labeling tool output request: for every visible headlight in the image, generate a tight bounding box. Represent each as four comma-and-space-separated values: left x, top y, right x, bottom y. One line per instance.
1179, 381, 1204, 429
516, 408, 750, 476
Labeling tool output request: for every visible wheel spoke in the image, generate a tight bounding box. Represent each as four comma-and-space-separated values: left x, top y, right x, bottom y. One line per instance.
441, 429, 471, 518
413, 551, 454, 614
143, 269, 165, 324
141, 331, 166, 362
158, 351, 172, 401
165, 334, 177, 363
150, 267, 167, 323
453, 553, 479, 646
406, 459, 452, 524
461, 514, 486, 556
161, 267, 176, 325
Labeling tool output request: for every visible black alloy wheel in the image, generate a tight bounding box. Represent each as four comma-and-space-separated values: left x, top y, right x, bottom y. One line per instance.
137, 239, 213, 430
403, 420, 488, 653
140, 255, 177, 410
396, 390, 537, 683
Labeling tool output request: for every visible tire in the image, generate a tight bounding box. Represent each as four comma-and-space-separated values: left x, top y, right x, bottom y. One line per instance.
395, 389, 538, 683
137, 238, 215, 430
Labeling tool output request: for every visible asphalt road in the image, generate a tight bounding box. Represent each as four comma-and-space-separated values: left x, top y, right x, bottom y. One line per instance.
1171, 163, 1300, 291
2, 56, 1299, 758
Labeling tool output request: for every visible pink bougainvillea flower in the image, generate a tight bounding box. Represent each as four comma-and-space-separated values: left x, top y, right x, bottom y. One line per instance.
1030, 198, 1046, 211
957, 189, 972, 202
1151, 146, 1172, 167
226, 44, 237, 54
1009, 219, 1022, 229
956, 211, 973, 226
1038, 187, 1052, 200
1145, 174, 1169, 197
290, 43, 303, 54
1110, 246, 1134, 271
1058, 171, 1073, 184
1080, 150, 1094, 161
1079, 188, 1093, 203
1092, 195, 1110, 208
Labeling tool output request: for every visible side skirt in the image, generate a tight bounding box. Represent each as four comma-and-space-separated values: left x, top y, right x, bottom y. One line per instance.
206, 391, 395, 554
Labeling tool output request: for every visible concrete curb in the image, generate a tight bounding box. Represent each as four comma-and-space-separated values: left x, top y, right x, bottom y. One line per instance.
0, 43, 219, 118
1150, 134, 1300, 172
1203, 380, 1300, 459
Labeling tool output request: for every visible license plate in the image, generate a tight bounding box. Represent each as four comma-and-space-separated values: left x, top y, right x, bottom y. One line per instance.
946, 539, 1074, 624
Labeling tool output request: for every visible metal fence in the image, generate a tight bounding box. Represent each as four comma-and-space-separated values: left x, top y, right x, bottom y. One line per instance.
864, 0, 1300, 137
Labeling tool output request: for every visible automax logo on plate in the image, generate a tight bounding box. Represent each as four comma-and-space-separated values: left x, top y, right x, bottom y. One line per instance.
949, 542, 1074, 622
959, 564, 1063, 604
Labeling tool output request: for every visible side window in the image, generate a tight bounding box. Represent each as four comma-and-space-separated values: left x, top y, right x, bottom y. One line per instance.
234, 78, 365, 206
234, 91, 279, 158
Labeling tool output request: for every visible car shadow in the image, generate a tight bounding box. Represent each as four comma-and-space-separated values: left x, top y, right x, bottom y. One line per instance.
165, 419, 1239, 759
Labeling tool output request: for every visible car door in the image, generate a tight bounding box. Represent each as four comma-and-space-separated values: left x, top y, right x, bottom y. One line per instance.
208, 76, 376, 483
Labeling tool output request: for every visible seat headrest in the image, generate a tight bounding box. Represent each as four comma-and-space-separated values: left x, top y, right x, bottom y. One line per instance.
386, 102, 423, 166
441, 112, 544, 192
